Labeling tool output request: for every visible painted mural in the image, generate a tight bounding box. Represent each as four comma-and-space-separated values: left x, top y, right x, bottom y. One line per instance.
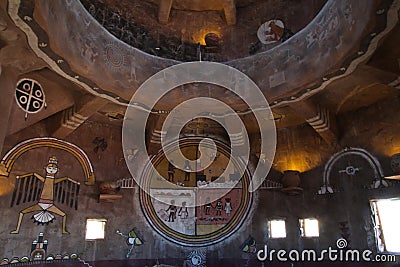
185, 250, 206, 267
318, 147, 390, 194
195, 189, 242, 235
1, 232, 79, 265
0, 137, 95, 185
15, 78, 47, 119
257, 20, 288, 45
0, 137, 95, 234
10, 156, 80, 234
151, 188, 196, 235
116, 228, 144, 258
92, 137, 107, 154
140, 139, 252, 246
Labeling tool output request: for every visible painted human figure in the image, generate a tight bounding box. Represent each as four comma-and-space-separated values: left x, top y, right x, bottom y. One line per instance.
224, 198, 233, 216
215, 198, 223, 216
166, 200, 177, 222
184, 160, 191, 181
204, 197, 213, 215
178, 201, 189, 219
11, 156, 79, 234
167, 160, 175, 182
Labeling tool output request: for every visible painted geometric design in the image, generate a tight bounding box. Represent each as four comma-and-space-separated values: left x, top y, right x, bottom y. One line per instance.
0, 137, 95, 185
15, 78, 46, 115
140, 138, 252, 246
103, 41, 127, 71
186, 250, 206, 267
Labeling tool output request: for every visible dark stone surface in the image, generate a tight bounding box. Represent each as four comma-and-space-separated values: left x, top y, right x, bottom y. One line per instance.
79, 0, 327, 62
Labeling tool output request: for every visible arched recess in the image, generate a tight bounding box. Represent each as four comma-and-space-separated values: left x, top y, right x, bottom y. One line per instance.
0, 137, 95, 185
321, 147, 384, 190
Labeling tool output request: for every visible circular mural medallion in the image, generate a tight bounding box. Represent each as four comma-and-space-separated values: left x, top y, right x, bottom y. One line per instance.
140, 138, 252, 246
257, 19, 284, 44
15, 78, 46, 114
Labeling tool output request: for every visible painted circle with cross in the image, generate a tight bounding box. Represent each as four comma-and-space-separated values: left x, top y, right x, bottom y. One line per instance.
15, 78, 46, 114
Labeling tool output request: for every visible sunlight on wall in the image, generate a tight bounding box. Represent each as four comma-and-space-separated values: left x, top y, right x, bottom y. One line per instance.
269, 219, 286, 238
381, 146, 400, 158
85, 219, 107, 240
192, 30, 221, 45
376, 199, 400, 253
300, 218, 319, 237
273, 153, 314, 173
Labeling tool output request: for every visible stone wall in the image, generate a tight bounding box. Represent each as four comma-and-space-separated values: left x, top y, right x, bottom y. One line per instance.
0, 95, 399, 265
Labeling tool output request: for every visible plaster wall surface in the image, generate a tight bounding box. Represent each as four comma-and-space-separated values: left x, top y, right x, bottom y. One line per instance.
0, 96, 399, 265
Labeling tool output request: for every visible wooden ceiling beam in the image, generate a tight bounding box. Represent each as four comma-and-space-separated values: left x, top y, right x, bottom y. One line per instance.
222, 0, 236, 25
158, 0, 174, 24
290, 100, 338, 147
50, 97, 108, 139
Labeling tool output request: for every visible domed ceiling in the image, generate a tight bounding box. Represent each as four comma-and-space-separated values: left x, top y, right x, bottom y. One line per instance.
81, 0, 327, 61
